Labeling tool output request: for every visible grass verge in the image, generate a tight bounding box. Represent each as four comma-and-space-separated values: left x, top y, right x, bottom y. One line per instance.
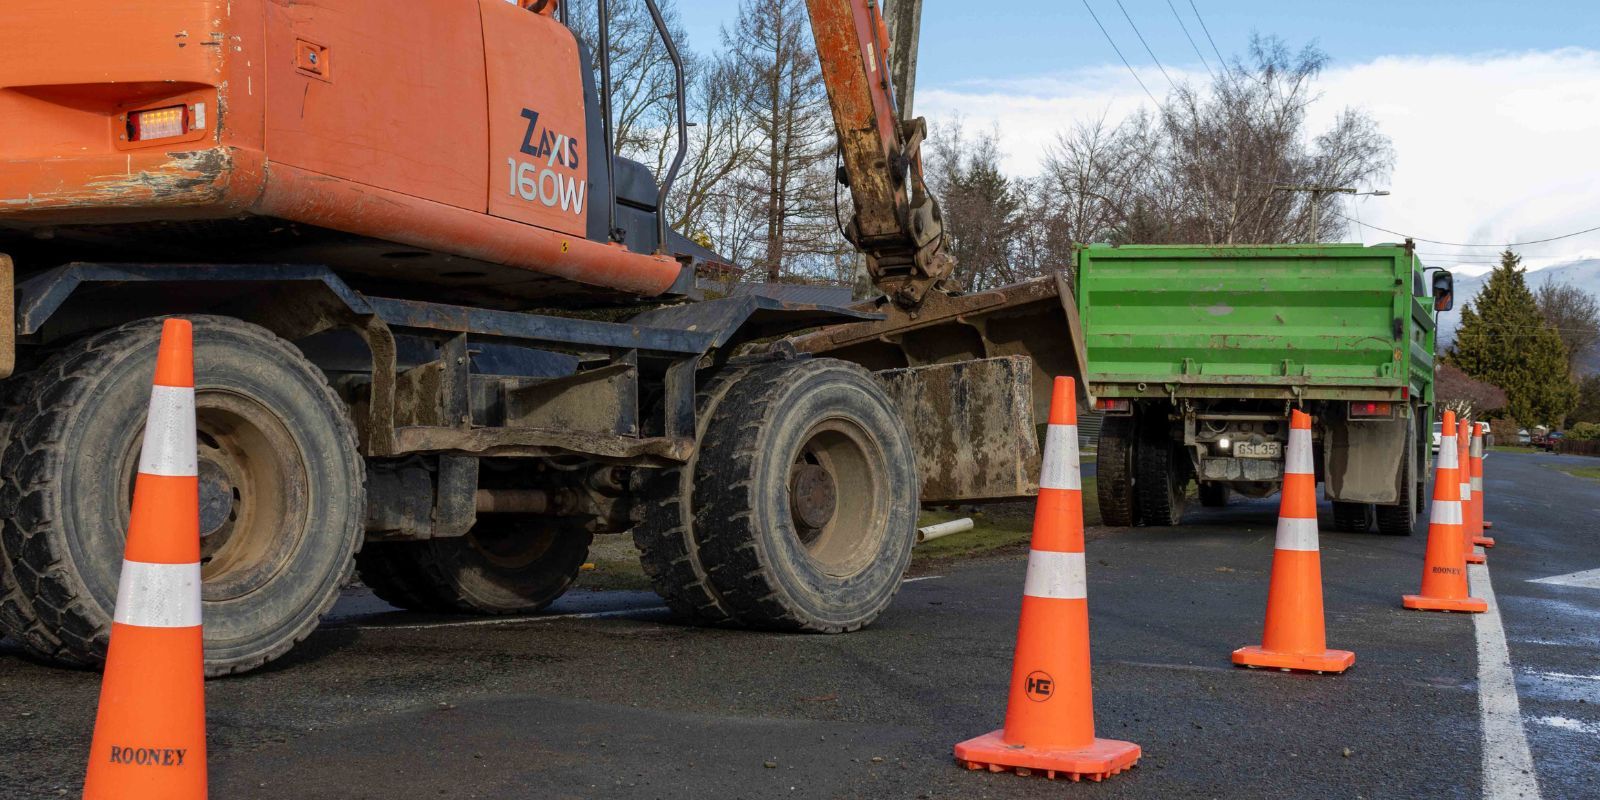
1553, 464, 1600, 483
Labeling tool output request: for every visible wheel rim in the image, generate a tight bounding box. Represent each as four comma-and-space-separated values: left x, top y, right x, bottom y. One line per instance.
119, 389, 311, 602
787, 418, 888, 578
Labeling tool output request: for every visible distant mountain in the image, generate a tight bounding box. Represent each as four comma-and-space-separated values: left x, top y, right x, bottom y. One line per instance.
1435, 258, 1600, 376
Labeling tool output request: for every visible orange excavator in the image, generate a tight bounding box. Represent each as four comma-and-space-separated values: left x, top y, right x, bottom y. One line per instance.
0, 0, 1084, 675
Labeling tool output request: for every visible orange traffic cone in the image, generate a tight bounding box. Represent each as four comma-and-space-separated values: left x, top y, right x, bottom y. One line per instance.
83, 319, 206, 799
1458, 423, 1479, 560
1458, 423, 1485, 565
1402, 410, 1486, 613
953, 377, 1139, 782
1470, 423, 1495, 548
1232, 410, 1355, 674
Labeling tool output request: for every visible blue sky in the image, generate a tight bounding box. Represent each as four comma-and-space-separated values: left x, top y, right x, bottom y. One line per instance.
673, 2, 1600, 270
678, 1, 1600, 86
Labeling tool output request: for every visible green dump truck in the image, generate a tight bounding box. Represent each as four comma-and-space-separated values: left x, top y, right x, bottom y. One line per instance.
1077, 243, 1454, 535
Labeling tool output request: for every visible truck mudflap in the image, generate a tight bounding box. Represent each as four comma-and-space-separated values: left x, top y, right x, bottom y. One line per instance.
876, 356, 1040, 503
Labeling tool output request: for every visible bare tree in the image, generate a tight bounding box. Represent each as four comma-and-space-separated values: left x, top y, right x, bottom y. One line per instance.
1536, 281, 1600, 376
565, 1, 694, 167
729, 0, 839, 281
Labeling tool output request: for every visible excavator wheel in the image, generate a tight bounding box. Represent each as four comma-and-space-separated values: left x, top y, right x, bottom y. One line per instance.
688, 358, 918, 633
0, 317, 365, 676
406, 519, 593, 615
631, 362, 764, 625
0, 368, 93, 667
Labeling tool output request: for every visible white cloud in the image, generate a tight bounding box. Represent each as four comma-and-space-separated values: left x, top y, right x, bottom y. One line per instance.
918, 49, 1600, 268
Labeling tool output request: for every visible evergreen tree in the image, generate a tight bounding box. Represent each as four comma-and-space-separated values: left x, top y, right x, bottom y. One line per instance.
1448, 250, 1579, 425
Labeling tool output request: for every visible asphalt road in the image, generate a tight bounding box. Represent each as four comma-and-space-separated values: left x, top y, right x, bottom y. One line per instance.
1, 451, 1596, 799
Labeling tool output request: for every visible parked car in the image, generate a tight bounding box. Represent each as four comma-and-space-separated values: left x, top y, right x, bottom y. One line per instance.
1518, 428, 1532, 445
1432, 421, 1443, 453
1539, 430, 1566, 452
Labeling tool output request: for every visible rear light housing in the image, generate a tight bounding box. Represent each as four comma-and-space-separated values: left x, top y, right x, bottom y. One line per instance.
126, 104, 193, 143
1349, 401, 1396, 420
1095, 398, 1132, 415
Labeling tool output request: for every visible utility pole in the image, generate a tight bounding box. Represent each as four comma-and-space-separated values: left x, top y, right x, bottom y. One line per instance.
882, 0, 923, 121
1273, 185, 1390, 243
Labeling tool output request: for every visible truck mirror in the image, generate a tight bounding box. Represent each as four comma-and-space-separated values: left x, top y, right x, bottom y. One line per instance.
1432, 270, 1455, 312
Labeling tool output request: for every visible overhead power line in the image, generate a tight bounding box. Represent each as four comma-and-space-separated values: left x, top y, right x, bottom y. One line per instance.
1114, 0, 1176, 90
1332, 212, 1600, 248
1166, 0, 1215, 79
1188, 0, 1227, 68
1079, 0, 1161, 106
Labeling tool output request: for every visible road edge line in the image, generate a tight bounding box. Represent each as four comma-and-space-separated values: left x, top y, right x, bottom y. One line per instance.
1470, 562, 1543, 800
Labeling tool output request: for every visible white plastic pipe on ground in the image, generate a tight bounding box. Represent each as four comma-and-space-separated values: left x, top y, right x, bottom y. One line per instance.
916, 518, 974, 545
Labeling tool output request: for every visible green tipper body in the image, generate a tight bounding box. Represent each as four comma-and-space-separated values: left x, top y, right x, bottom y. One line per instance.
1076, 244, 1437, 404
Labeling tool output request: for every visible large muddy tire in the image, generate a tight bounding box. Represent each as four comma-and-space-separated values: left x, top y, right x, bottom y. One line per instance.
1332, 501, 1374, 533
631, 362, 763, 624
0, 369, 93, 666
1375, 455, 1418, 536
1198, 482, 1230, 508
356, 542, 452, 613
0, 317, 364, 676
1135, 419, 1188, 527
409, 520, 593, 615
1096, 415, 1139, 527
693, 359, 918, 632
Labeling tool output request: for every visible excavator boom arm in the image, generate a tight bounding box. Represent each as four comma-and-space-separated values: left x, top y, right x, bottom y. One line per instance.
805, 0, 955, 308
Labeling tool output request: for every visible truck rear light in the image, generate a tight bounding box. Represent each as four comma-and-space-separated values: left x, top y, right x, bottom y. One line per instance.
127, 105, 190, 142
1096, 398, 1132, 415
1349, 401, 1395, 420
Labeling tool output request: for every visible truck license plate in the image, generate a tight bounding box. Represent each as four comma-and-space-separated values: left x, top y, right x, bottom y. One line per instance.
1234, 442, 1281, 459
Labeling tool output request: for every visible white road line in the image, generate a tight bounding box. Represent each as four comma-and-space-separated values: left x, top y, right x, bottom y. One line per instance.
1531, 716, 1600, 736
1470, 563, 1543, 800
1528, 567, 1600, 590
902, 575, 944, 584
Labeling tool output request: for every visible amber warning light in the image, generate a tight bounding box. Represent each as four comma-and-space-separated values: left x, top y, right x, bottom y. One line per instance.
127, 105, 190, 142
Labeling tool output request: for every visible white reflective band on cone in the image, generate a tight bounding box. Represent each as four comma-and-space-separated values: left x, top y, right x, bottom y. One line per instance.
138, 385, 198, 477
1431, 500, 1463, 526
113, 561, 202, 628
1023, 550, 1087, 600
1275, 516, 1320, 551
1285, 428, 1313, 475
1472, 477, 1483, 491
1460, 481, 1471, 500
1039, 424, 1081, 491
1437, 438, 1458, 469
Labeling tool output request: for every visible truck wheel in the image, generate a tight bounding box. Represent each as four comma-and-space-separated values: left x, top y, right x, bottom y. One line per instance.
632, 363, 761, 624
1135, 424, 1188, 526
1198, 482, 1229, 508
1375, 457, 1418, 536
693, 359, 918, 632
1332, 501, 1374, 533
410, 520, 593, 614
0, 317, 364, 676
1096, 416, 1139, 527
